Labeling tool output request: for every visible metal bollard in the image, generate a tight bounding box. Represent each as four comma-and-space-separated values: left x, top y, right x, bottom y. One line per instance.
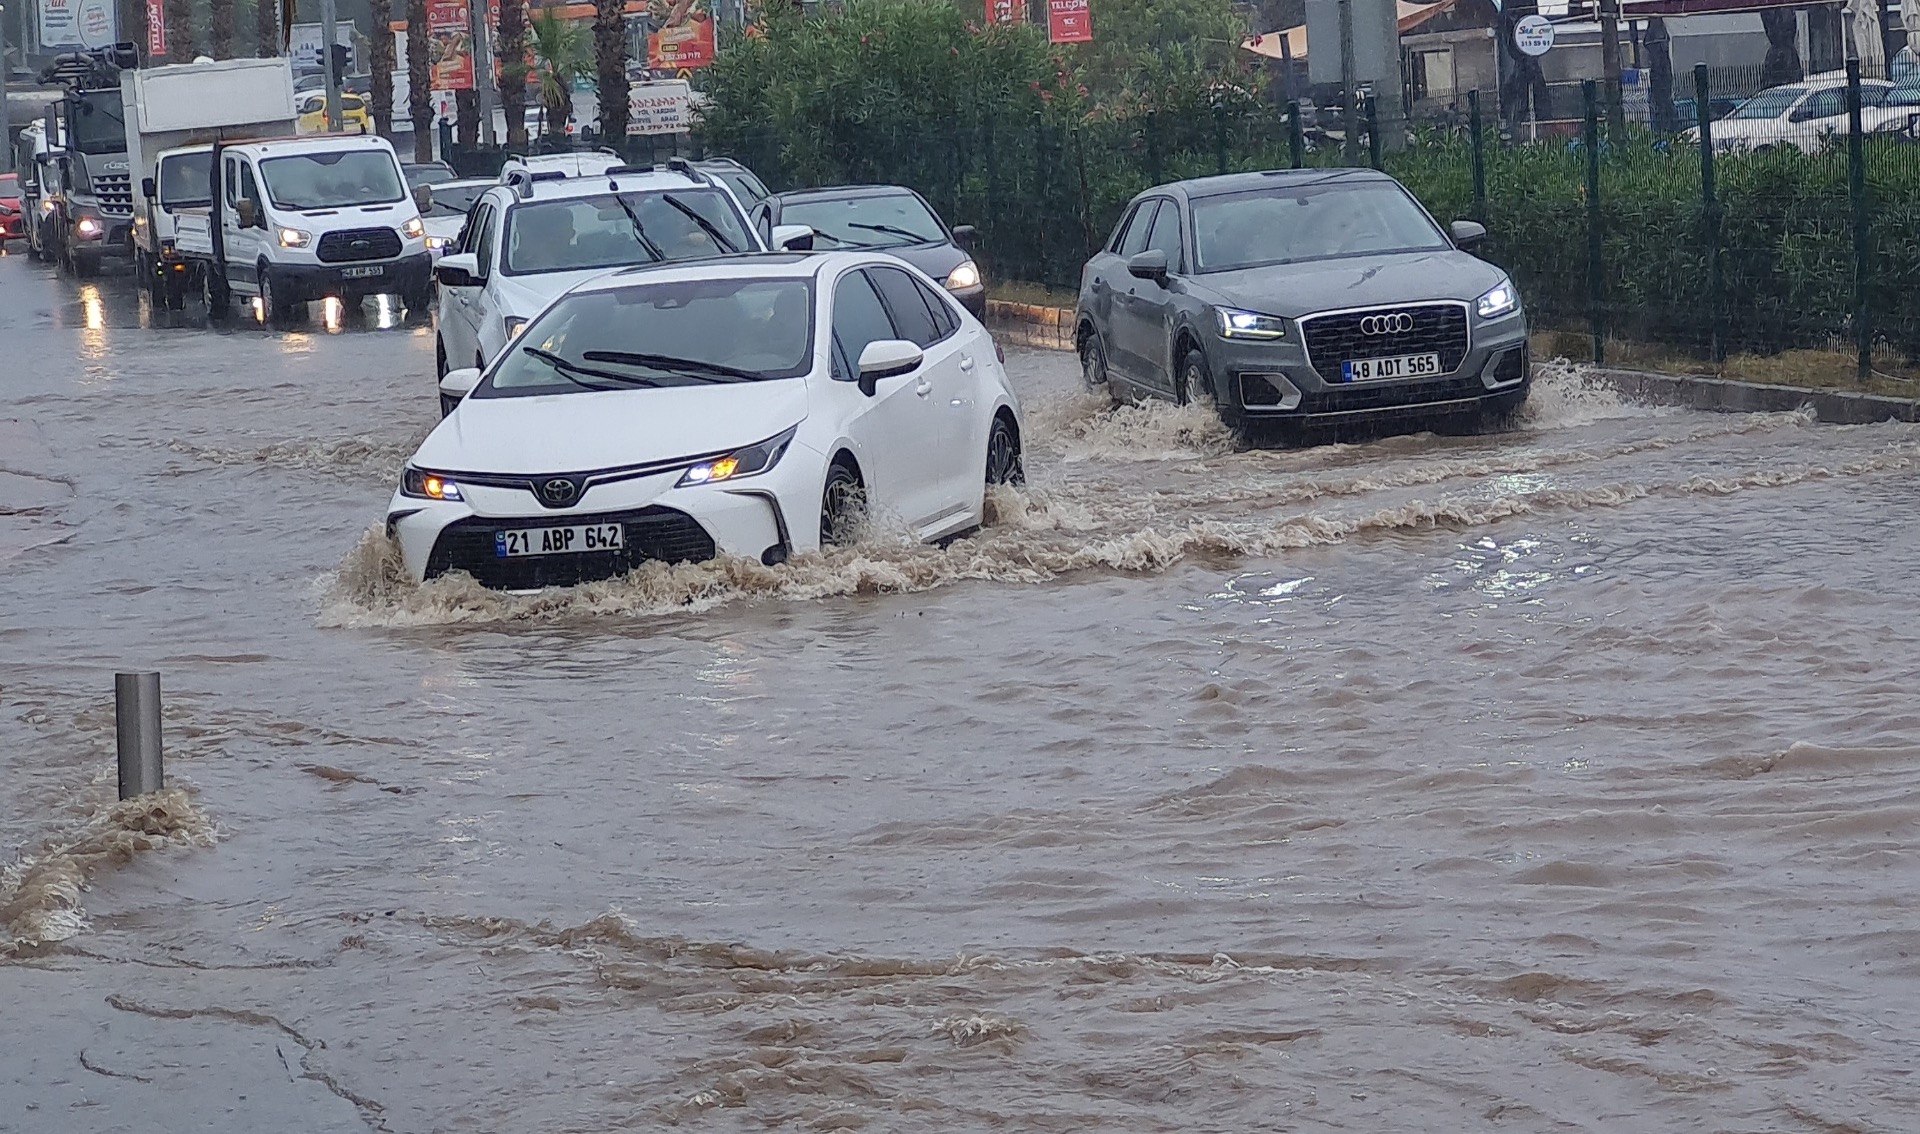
115, 672, 164, 800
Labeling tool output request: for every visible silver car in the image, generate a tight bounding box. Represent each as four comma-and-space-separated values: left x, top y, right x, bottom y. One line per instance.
1074, 168, 1529, 438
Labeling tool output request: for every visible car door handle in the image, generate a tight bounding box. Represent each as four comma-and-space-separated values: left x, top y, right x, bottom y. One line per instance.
914, 379, 932, 397
959, 354, 975, 372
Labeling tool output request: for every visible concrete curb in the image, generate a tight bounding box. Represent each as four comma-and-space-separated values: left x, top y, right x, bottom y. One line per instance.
982, 300, 1920, 426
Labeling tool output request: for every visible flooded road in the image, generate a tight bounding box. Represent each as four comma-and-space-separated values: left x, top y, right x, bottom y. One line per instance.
3, 253, 1918, 1133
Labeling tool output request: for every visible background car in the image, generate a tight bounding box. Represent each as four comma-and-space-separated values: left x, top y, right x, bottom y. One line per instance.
1683, 73, 1890, 152
418, 176, 493, 259
1075, 168, 1528, 438
401, 252, 1022, 588
498, 151, 625, 182
750, 185, 984, 320
691, 157, 771, 213
0, 172, 22, 246
402, 161, 460, 189
1865, 76, 1920, 136
296, 91, 373, 134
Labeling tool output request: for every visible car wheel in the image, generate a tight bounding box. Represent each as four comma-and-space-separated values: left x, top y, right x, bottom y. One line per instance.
203, 267, 231, 319
1080, 329, 1109, 389
985, 414, 1024, 486
819, 460, 866, 548
1176, 348, 1214, 407
436, 337, 450, 379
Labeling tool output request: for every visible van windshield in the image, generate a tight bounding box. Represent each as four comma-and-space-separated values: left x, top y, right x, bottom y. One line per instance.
159, 152, 213, 208
259, 150, 406, 210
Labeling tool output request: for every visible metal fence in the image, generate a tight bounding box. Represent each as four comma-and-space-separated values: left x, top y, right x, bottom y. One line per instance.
708, 61, 1920, 382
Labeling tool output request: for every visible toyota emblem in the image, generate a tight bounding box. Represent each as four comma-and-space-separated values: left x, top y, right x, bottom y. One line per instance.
1359, 312, 1414, 335
539, 478, 579, 506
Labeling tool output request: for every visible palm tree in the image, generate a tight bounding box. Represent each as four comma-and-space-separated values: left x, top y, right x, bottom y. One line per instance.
211, 0, 235, 58
256, 0, 277, 56
370, 0, 397, 136
593, 0, 630, 149
407, 0, 434, 160
529, 8, 588, 142
497, 0, 531, 149
164, 0, 198, 59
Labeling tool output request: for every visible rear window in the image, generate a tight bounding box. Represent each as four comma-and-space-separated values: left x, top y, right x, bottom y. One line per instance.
501, 189, 753, 275
0, 173, 17, 193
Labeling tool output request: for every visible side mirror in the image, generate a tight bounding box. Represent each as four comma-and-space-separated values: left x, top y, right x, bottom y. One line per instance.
435, 252, 479, 288
856, 338, 923, 396
141, 176, 157, 199
1127, 248, 1169, 285
951, 223, 978, 247
235, 198, 258, 229
1449, 219, 1487, 250
413, 184, 433, 213
438, 367, 482, 417
770, 223, 814, 252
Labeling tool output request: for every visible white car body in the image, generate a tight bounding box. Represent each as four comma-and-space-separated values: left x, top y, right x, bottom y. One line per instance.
1688, 73, 1892, 153
390, 252, 1024, 588
433, 167, 780, 375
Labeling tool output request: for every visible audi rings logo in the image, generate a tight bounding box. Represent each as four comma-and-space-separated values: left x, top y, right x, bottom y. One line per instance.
1359, 312, 1415, 335
539, 478, 580, 506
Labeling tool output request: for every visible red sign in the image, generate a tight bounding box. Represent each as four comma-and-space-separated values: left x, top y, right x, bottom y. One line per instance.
989, 0, 1026, 24
146, 0, 166, 56
1047, 0, 1091, 42
649, 0, 716, 70
426, 0, 475, 91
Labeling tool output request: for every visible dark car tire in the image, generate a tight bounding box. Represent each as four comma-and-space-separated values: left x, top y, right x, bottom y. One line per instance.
204, 267, 232, 320
1080, 329, 1110, 390
260, 269, 305, 327
985, 414, 1024, 486
1175, 348, 1213, 406
819, 460, 866, 548
439, 392, 461, 419
436, 337, 450, 379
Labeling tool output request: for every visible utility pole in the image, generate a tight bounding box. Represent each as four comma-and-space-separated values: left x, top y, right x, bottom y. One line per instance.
1339, 0, 1359, 164
472, 0, 495, 146
1376, 0, 1407, 152
1, 4, 12, 174
1599, 0, 1626, 142
321, 0, 344, 132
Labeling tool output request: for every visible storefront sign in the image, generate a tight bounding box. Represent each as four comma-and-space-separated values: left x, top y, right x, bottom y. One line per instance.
145, 0, 166, 57
628, 79, 693, 135
1047, 0, 1091, 44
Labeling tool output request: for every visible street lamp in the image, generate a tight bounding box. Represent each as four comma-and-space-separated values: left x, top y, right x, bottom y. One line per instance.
1, 4, 12, 174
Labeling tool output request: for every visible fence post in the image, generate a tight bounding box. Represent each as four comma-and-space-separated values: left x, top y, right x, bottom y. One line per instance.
1584, 80, 1605, 366
1287, 100, 1304, 168
1847, 58, 1871, 381
115, 672, 163, 800
1145, 110, 1163, 185
1214, 106, 1230, 175
1468, 89, 1487, 224
1694, 64, 1724, 363
1365, 95, 1382, 169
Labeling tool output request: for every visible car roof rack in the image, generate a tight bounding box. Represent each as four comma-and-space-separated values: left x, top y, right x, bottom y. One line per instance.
507, 169, 570, 197
665, 157, 713, 186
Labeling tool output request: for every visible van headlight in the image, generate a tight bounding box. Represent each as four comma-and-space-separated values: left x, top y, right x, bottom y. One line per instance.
401, 467, 463, 501
1215, 307, 1286, 340
1476, 281, 1518, 319
403, 217, 426, 240
277, 227, 312, 249
677, 427, 797, 487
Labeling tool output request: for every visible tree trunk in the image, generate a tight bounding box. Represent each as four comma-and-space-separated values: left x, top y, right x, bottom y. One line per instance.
164, 0, 198, 59
211, 0, 235, 58
456, 89, 480, 148
497, 0, 531, 150
119, 0, 149, 63
370, 0, 396, 137
256, 0, 278, 55
1646, 17, 1677, 135
593, 0, 630, 148
1761, 8, 1804, 88
407, 0, 435, 161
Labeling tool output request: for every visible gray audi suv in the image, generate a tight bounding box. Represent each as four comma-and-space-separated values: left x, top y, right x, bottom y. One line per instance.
1074, 168, 1529, 438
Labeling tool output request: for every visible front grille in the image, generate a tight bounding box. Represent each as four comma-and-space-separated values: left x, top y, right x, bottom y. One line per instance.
316, 227, 402, 263
1303, 372, 1486, 415
425, 506, 716, 589
94, 172, 133, 216
1301, 302, 1469, 383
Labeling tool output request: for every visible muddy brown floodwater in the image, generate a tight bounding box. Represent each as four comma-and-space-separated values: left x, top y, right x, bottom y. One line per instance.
2, 254, 1918, 1133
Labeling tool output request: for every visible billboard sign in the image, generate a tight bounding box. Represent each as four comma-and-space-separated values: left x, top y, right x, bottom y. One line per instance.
1047, 0, 1091, 43
648, 0, 716, 70
427, 0, 476, 91
628, 79, 693, 134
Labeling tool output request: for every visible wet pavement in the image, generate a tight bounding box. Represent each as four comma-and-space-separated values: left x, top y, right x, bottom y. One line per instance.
3, 251, 1919, 1132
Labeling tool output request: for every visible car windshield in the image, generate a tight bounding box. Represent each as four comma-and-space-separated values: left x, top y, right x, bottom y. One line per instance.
426, 182, 487, 217
713, 169, 768, 208
159, 151, 214, 208
778, 192, 945, 248
501, 189, 754, 275
478, 277, 815, 397
260, 150, 406, 210
1190, 181, 1449, 273
1730, 87, 1805, 119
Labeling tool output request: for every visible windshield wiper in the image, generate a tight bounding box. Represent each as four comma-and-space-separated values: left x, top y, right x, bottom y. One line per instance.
659, 193, 739, 253
581, 349, 760, 383
524, 345, 664, 388
847, 221, 936, 244
613, 195, 666, 260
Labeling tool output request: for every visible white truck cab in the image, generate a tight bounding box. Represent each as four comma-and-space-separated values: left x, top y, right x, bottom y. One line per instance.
178, 134, 435, 324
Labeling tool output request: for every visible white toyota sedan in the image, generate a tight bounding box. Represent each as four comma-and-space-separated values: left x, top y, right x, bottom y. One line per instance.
389, 252, 1025, 588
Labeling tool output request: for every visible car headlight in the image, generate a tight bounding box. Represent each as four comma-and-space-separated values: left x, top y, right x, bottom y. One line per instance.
400, 467, 463, 501
403, 217, 426, 240
676, 426, 797, 487
1215, 307, 1286, 340
1476, 281, 1518, 320
426, 235, 453, 252
277, 227, 312, 249
503, 316, 529, 339
74, 217, 104, 238
945, 260, 982, 291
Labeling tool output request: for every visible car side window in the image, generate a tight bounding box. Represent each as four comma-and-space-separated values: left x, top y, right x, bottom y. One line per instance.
1795, 89, 1845, 121
1144, 199, 1184, 273
913, 275, 960, 339
472, 205, 496, 280
1119, 201, 1159, 257
237, 162, 260, 208
1107, 202, 1144, 254
868, 265, 942, 348
224, 156, 239, 207
831, 270, 897, 381
751, 203, 772, 240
